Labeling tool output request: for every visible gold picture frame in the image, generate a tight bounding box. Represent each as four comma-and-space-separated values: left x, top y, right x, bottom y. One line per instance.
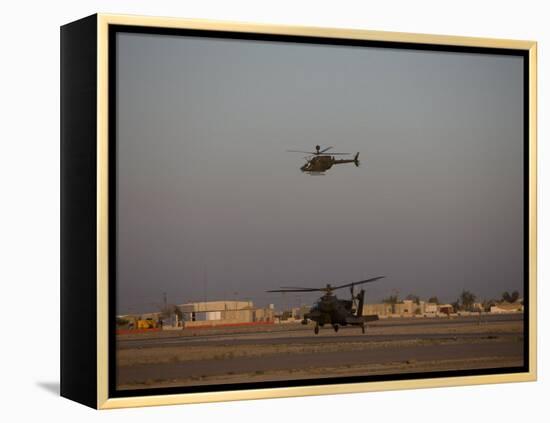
61, 13, 537, 409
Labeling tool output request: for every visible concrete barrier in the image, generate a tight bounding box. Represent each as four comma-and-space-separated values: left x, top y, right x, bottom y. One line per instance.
183, 321, 274, 330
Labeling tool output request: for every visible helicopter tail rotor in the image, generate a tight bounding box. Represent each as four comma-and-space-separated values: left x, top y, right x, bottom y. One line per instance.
354, 152, 360, 167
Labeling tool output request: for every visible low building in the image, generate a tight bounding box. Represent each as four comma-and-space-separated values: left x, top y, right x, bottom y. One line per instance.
252, 307, 275, 322
363, 303, 393, 317
437, 304, 454, 315
424, 302, 438, 315
281, 305, 311, 320
178, 300, 275, 327
394, 300, 422, 316
490, 301, 523, 313
179, 300, 253, 323
363, 301, 456, 318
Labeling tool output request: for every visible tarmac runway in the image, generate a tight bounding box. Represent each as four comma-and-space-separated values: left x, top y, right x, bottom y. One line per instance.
118, 330, 520, 349
116, 314, 524, 389
117, 314, 521, 347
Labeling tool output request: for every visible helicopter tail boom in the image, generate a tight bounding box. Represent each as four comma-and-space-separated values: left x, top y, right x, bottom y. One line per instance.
332, 152, 360, 167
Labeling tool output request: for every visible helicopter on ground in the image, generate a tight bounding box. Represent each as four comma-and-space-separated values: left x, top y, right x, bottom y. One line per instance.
267, 276, 384, 334
287, 145, 360, 174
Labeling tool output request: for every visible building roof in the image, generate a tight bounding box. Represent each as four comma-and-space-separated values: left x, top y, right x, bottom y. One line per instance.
493, 301, 523, 310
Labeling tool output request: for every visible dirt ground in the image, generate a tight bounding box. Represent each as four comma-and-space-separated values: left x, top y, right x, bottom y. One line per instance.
115, 314, 524, 389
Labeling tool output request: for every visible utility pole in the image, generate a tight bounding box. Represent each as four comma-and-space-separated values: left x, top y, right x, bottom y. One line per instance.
203, 265, 208, 304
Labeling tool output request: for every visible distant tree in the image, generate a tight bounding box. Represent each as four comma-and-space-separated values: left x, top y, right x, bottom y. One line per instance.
382, 295, 399, 304
405, 294, 420, 305
460, 290, 477, 311
451, 299, 461, 312
428, 296, 439, 304
502, 291, 520, 303
482, 299, 496, 312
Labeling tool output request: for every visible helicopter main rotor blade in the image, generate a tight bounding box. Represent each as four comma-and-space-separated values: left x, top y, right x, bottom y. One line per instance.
279, 286, 323, 290
266, 288, 323, 293
332, 276, 385, 291
287, 150, 317, 154
267, 277, 384, 294
288, 148, 352, 156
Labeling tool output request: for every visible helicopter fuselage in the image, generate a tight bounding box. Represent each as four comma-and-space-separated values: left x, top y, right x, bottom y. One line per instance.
304, 293, 364, 327
300, 153, 359, 173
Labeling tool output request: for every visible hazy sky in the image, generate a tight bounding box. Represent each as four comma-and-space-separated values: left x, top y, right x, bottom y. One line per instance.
115, 32, 524, 314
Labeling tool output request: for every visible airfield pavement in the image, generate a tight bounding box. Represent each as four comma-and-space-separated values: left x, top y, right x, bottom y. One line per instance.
115, 313, 524, 390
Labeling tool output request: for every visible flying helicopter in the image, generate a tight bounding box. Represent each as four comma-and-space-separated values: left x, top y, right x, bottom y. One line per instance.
267, 276, 384, 334
287, 145, 360, 174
